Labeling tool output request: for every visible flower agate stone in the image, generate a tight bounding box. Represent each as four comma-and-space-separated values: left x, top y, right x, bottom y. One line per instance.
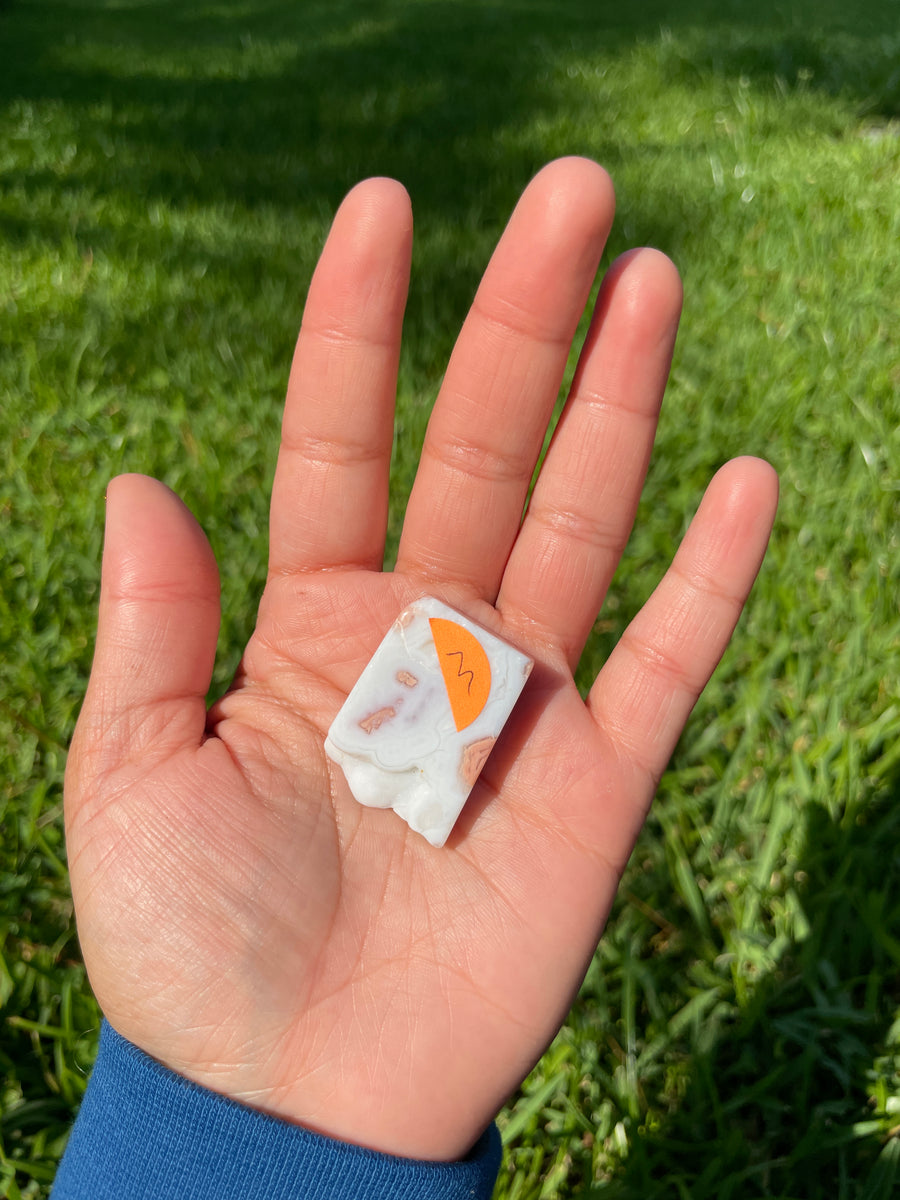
324, 597, 533, 846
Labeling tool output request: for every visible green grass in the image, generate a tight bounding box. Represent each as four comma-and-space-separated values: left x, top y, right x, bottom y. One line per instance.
1, 0, 899, 1195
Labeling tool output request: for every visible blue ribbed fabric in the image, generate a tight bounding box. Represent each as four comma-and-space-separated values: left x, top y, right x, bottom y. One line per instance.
52, 1022, 501, 1199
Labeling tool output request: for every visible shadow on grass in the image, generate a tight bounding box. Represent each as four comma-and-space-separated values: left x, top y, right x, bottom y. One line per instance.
593, 788, 900, 1199
2, 0, 897, 429
2, 0, 897, 505
1, 0, 898, 235
3, 0, 896, 546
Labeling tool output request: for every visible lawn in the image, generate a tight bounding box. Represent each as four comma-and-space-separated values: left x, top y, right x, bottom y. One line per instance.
1, 0, 899, 1196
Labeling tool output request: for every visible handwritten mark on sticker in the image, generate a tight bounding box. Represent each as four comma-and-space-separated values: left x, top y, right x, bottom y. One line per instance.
429, 617, 492, 731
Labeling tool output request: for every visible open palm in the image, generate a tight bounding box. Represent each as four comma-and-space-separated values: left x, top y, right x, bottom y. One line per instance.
65, 159, 777, 1161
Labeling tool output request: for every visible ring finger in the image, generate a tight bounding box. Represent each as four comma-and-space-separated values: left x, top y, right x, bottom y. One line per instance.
497, 247, 683, 667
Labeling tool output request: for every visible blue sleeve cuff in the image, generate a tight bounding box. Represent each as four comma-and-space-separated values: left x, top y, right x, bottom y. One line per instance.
52, 1022, 502, 1199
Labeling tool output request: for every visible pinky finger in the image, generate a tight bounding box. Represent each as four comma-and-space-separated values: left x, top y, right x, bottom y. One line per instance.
589, 457, 778, 788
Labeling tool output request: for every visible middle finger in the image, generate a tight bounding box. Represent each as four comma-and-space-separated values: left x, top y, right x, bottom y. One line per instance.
395, 157, 614, 599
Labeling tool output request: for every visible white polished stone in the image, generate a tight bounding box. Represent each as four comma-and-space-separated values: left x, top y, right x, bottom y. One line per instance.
324, 597, 533, 846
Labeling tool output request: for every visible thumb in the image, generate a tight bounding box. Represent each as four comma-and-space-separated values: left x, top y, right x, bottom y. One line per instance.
70, 474, 220, 780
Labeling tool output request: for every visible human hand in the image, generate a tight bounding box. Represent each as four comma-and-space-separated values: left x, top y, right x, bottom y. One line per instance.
65, 158, 778, 1161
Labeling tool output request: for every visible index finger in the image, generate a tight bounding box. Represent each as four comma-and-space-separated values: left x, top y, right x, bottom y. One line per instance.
268, 178, 413, 577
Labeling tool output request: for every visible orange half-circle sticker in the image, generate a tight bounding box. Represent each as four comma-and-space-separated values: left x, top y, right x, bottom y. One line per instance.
429, 618, 492, 732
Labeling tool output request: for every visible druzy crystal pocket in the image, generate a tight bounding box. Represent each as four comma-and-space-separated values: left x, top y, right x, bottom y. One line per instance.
324, 597, 533, 846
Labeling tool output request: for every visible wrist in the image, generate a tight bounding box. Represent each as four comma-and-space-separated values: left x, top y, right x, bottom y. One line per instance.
53, 1022, 502, 1200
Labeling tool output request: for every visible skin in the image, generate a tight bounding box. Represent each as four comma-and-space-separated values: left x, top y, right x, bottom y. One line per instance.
65, 157, 779, 1162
